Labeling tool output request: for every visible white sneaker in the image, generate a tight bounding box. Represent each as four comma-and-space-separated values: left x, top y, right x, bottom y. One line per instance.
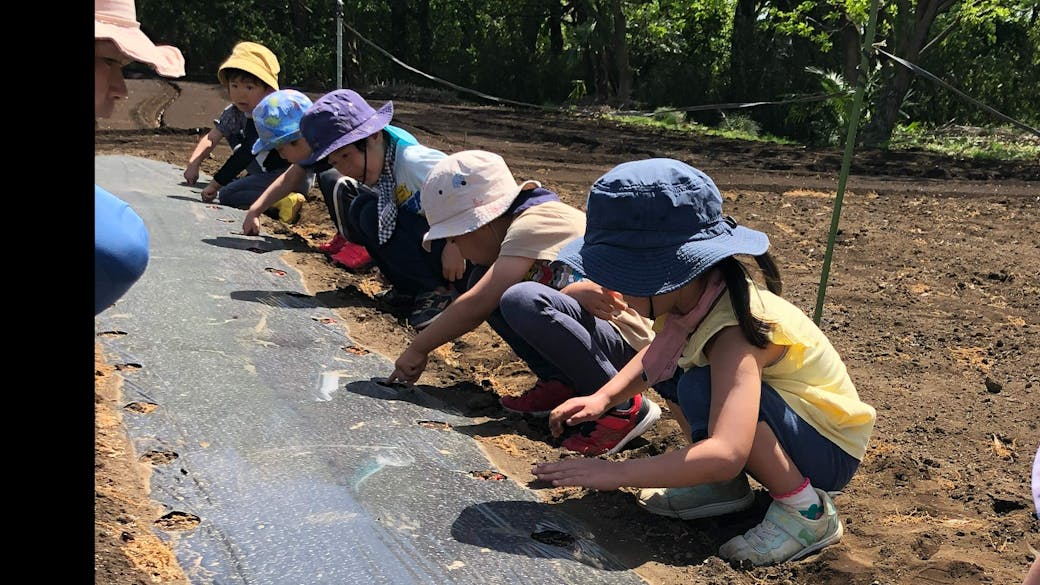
718, 488, 842, 566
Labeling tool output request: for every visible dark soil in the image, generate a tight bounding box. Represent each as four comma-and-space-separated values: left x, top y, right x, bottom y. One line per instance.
95, 79, 1040, 585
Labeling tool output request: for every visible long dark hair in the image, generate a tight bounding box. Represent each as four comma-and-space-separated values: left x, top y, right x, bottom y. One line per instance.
716, 253, 782, 348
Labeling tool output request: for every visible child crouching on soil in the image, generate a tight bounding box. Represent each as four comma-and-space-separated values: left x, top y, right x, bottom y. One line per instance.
241, 89, 425, 273
299, 89, 466, 329
235, 89, 320, 229
533, 158, 876, 567
386, 150, 663, 456
186, 42, 306, 218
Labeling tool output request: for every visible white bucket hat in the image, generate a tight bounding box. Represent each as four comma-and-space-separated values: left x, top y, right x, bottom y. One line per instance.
94, 0, 185, 77
420, 150, 540, 251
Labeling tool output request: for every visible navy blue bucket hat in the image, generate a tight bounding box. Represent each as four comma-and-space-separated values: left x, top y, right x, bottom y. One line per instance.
556, 158, 769, 297
299, 89, 393, 165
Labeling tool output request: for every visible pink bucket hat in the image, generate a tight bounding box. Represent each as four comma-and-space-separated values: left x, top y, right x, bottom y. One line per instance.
94, 0, 185, 78
421, 150, 540, 251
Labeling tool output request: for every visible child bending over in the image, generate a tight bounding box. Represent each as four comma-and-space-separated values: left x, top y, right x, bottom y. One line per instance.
387, 151, 663, 456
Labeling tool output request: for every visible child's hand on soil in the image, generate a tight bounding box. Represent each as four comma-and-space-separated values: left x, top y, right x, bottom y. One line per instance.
241, 212, 261, 236
388, 348, 429, 385
200, 182, 219, 203
183, 164, 200, 185
532, 457, 621, 490
549, 394, 611, 437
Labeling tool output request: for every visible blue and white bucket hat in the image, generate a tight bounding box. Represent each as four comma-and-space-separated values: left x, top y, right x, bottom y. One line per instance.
251, 89, 313, 155
556, 158, 769, 297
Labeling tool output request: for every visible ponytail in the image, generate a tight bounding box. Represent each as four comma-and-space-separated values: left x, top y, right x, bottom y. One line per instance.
716, 252, 783, 348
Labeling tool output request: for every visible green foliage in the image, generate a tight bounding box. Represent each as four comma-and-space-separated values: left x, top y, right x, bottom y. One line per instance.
568, 80, 589, 103
651, 108, 687, 127
718, 113, 761, 138
910, 1, 1040, 129
767, 1, 835, 51
784, 61, 914, 147
787, 66, 859, 146
625, 0, 733, 108
890, 123, 1040, 162
609, 112, 797, 145
129, 0, 1037, 155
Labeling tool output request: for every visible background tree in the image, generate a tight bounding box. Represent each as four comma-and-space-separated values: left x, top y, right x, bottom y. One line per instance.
861, 0, 960, 146
133, 0, 1037, 145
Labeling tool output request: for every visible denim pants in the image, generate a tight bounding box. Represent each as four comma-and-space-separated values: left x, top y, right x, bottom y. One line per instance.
495, 280, 638, 395
217, 168, 311, 210
345, 188, 455, 297
664, 365, 860, 491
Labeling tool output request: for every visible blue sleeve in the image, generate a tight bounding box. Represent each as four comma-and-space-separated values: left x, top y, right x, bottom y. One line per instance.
386, 125, 419, 146
95, 185, 150, 314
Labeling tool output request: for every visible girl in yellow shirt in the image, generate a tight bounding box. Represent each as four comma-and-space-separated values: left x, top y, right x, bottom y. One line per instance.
533, 158, 876, 567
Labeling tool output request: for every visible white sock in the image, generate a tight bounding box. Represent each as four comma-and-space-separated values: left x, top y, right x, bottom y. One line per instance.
772, 478, 822, 519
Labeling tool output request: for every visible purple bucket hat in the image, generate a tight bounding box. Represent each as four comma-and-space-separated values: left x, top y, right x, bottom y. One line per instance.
299, 89, 393, 165
251, 89, 313, 155
556, 158, 769, 297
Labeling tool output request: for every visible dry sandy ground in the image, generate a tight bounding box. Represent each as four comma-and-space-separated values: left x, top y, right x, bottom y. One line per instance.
95, 79, 1039, 585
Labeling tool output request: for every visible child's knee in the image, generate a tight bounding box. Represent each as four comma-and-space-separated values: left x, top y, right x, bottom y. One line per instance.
499, 282, 546, 325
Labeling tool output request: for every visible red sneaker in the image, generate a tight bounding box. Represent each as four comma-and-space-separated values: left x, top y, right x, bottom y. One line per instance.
330, 242, 373, 271
499, 379, 576, 416
561, 393, 661, 456
318, 233, 348, 254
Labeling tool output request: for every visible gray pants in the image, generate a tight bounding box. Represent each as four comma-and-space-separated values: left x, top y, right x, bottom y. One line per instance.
495, 280, 637, 395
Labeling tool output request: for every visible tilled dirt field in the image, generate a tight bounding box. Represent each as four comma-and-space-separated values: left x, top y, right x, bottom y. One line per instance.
94, 79, 1040, 585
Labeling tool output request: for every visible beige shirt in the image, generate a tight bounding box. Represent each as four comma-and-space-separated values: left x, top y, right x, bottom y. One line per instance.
500, 201, 655, 351
500, 201, 586, 260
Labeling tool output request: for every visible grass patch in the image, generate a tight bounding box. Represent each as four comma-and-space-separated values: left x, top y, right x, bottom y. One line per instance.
604, 113, 1037, 162
607, 110, 798, 146
889, 123, 1040, 162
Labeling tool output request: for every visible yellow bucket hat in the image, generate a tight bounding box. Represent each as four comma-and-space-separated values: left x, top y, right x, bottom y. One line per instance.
217, 41, 279, 90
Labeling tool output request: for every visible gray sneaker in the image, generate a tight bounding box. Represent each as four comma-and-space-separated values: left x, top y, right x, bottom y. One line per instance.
637, 473, 756, 520
718, 488, 843, 566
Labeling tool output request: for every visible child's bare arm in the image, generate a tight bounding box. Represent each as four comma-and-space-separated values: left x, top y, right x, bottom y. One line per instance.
389, 255, 534, 384
242, 164, 308, 235
184, 127, 224, 184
